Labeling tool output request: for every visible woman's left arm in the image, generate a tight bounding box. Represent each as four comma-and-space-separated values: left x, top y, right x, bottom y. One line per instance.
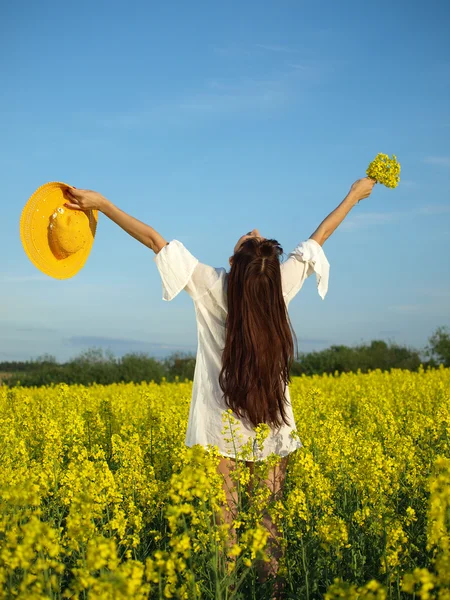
64, 188, 168, 254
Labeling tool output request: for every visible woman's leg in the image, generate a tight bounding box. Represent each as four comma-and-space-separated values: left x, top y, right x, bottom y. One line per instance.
246, 454, 290, 583
216, 456, 240, 558
216, 453, 290, 584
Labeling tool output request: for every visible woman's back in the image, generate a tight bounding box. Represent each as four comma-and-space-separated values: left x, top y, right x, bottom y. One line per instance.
154, 236, 329, 461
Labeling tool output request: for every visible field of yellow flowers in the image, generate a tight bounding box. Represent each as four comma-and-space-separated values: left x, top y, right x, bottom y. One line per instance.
1, 366, 449, 599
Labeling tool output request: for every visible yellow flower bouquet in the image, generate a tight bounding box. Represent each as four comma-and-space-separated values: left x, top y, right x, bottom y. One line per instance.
366, 153, 400, 188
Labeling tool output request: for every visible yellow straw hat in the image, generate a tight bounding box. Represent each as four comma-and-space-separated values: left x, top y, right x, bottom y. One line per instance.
20, 182, 98, 279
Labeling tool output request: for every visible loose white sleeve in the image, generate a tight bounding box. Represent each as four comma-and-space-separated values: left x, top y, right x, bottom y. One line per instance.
154, 240, 221, 301
280, 238, 330, 303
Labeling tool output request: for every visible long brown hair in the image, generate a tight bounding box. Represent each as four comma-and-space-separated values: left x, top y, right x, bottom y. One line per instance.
219, 237, 298, 431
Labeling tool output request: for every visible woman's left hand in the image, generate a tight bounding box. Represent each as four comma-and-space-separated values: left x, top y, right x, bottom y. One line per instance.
63, 187, 108, 212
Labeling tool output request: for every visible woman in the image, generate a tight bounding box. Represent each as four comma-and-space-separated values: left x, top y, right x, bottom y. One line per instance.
64, 176, 376, 587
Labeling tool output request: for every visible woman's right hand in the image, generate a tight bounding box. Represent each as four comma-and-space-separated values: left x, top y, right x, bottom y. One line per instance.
63, 187, 108, 212
349, 177, 377, 202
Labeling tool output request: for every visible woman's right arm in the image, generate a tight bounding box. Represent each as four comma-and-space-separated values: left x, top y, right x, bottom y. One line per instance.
309, 177, 376, 246
64, 188, 168, 253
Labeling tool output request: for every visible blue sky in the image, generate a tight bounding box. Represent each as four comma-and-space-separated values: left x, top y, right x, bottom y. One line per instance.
1, 0, 449, 362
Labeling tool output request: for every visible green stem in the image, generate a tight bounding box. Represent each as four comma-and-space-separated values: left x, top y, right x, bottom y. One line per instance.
301, 534, 310, 600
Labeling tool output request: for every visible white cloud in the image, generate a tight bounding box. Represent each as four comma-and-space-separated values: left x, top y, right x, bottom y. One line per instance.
423, 156, 450, 167
0, 274, 48, 283
387, 303, 450, 319
213, 43, 252, 58
99, 64, 323, 129
388, 305, 424, 313
340, 211, 401, 231
416, 205, 450, 215
340, 204, 450, 232
416, 286, 450, 299
214, 42, 298, 57
254, 43, 298, 53
289, 63, 308, 70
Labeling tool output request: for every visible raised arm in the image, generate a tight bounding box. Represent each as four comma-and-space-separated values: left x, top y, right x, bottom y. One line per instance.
64, 188, 168, 254
309, 177, 376, 246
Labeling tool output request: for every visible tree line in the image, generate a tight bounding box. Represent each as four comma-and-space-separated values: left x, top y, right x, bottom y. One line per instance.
1, 326, 449, 388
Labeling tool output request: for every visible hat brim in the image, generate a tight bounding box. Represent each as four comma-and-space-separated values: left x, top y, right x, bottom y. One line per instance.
20, 182, 98, 280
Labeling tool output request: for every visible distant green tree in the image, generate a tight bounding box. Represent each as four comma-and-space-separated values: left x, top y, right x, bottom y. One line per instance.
358, 340, 421, 371
34, 354, 57, 364
3, 327, 448, 387
425, 326, 450, 367
291, 339, 421, 376
118, 353, 166, 383
7, 360, 63, 387
163, 351, 196, 382
67, 348, 117, 385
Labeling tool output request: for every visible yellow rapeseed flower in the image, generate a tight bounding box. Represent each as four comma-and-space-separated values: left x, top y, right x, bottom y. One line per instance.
1, 367, 449, 597
366, 153, 401, 188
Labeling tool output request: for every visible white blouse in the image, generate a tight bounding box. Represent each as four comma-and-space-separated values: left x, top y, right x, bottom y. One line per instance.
154, 238, 330, 461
